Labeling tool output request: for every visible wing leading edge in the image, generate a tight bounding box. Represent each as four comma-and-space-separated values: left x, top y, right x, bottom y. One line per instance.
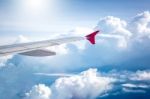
0, 30, 99, 57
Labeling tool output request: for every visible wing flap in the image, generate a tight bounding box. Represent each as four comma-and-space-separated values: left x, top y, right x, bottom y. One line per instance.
19, 49, 56, 57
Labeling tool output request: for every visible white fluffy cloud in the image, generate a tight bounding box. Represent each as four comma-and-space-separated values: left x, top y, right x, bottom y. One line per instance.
96, 16, 131, 37
25, 84, 52, 99
25, 69, 150, 99
25, 68, 115, 99
51, 68, 115, 99
94, 11, 150, 48
129, 11, 150, 38
94, 16, 132, 48
130, 70, 150, 81
0, 55, 13, 68
98, 33, 128, 48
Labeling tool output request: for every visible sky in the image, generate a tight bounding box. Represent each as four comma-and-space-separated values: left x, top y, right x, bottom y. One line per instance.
0, 0, 150, 99
0, 0, 149, 38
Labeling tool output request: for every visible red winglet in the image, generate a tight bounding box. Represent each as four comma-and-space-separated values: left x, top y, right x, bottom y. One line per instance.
85, 30, 99, 44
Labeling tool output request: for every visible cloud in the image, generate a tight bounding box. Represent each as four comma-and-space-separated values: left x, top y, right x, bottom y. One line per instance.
100, 69, 150, 95
14, 35, 30, 43
122, 83, 149, 89
0, 55, 13, 68
105, 70, 150, 82
47, 44, 69, 55
122, 87, 146, 93
25, 84, 51, 99
94, 16, 132, 49
51, 68, 115, 99
26, 69, 150, 99
129, 11, 150, 38
34, 73, 75, 77
130, 70, 150, 81
95, 16, 132, 37
98, 33, 128, 48
25, 68, 115, 99
66, 19, 131, 50
94, 11, 150, 49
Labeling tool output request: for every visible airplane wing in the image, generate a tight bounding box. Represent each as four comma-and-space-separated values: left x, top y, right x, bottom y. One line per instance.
0, 30, 99, 57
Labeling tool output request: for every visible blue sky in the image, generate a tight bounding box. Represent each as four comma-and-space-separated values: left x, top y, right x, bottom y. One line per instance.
60, 0, 149, 19
0, 0, 149, 37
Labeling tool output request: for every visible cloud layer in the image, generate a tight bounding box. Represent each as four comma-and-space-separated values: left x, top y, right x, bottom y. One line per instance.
25, 68, 115, 99
24, 68, 150, 99
25, 84, 51, 99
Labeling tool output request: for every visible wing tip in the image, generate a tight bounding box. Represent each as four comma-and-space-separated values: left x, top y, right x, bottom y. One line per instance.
85, 30, 100, 44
